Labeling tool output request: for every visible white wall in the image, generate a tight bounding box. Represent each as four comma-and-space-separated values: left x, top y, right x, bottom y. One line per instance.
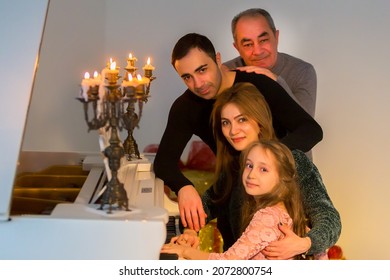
14, 0, 390, 259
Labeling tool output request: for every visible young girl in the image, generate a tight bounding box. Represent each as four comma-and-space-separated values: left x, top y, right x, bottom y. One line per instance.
161, 139, 316, 260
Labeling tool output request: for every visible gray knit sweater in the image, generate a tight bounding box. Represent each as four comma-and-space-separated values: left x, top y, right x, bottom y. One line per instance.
202, 149, 341, 255
224, 53, 317, 117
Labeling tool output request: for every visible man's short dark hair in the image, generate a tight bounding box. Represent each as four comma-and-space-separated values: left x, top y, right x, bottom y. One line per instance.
171, 33, 217, 68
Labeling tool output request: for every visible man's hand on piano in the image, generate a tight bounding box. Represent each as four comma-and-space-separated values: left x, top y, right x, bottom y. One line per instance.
170, 229, 200, 248
178, 185, 207, 232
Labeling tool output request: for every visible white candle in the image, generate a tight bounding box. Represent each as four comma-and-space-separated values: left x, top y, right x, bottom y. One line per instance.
142, 57, 155, 78
107, 61, 118, 74
134, 74, 151, 96
142, 57, 155, 71
105, 61, 119, 84
121, 73, 137, 97
91, 70, 101, 86
137, 74, 150, 85
126, 53, 137, 69
121, 73, 138, 88
98, 68, 109, 118
81, 72, 91, 101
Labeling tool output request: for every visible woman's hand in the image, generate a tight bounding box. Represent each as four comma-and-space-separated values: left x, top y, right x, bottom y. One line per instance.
261, 223, 311, 259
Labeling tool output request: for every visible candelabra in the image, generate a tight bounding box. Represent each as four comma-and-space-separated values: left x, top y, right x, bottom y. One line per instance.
121, 56, 156, 161
78, 56, 155, 213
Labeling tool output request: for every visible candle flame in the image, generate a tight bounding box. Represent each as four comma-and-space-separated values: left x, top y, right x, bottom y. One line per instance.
137, 74, 142, 81
128, 73, 133, 81
93, 71, 98, 79
84, 72, 90, 79
110, 61, 116, 70
147, 57, 151, 65
128, 53, 137, 62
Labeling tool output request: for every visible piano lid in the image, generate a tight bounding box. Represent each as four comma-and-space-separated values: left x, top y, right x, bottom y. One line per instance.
0, 1, 177, 260
0, 1, 49, 221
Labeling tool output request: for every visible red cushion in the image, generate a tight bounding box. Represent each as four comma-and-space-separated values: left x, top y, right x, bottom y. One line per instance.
143, 144, 160, 153
143, 144, 185, 169
186, 141, 216, 171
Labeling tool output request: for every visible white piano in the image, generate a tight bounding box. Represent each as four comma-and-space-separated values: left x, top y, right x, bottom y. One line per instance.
0, 151, 179, 260
0, 1, 178, 260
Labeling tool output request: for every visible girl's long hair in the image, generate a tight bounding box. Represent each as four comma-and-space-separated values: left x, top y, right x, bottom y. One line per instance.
239, 140, 308, 261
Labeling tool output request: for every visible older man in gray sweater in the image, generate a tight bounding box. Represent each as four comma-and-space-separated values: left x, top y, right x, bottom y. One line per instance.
224, 8, 317, 118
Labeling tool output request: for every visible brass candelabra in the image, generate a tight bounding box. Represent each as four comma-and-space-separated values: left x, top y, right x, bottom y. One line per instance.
77, 57, 155, 213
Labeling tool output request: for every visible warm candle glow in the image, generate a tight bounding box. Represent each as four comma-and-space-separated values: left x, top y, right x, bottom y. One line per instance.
78, 52, 156, 162
143, 57, 155, 74
81, 72, 92, 102
110, 61, 116, 70
126, 53, 137, 70
128, 53, 137, 61
122, 73, 137, 88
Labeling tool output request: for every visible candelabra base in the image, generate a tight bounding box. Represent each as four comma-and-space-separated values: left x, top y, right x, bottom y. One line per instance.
99, 133, 130, 214
98, 180, 130, 214
123, 134, 141, 161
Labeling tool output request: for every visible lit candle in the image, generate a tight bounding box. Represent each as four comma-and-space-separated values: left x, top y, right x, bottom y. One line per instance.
125, 53, 137, 76
137, 73, 150, 85
109, 61, 118, 72
126, 53, 137, 67
135, 74, 150, 96
142, 57, 155, 78
121, 73, 138, 88
81, 71, 91, 101
121, 73, 137, 97
106, 60, 119, 84
106, 57, 113, 68
91, 70, 101, 86
87, 70, 101, 97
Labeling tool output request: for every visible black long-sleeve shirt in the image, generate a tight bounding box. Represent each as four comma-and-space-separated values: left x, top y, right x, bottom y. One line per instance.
154, 71, 323, 194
